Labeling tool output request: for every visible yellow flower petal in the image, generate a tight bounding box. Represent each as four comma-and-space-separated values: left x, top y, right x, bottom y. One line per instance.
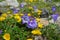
20, 14, 24, 16
38, 23, 43, 28
0, 16, 6, 21
29, 0, 33, 2
3, 33, 10, 40
14, 14, 19, 16
29, 7, 33, 10
28, 13, 31, 16
38, 13, 41, 15
10, 15, 13, 18
14, 15, 21, 22
27, 38, 33, 40
14, 15, 20, 19
36, 18, 40, 22
7, 11, 11, 14
2, 13, 7, 18
31, 29, 42, 35
17, 18, 21, 22
37, 10, 42, 13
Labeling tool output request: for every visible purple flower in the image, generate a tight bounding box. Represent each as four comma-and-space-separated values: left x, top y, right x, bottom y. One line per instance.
13, 10, 19, 13
12, 8, 19, 14
0, 30, 2, 34
51, 14, 59, 21
21, 14, 30, 24
27, 19, 37, 29
33, 6, 37, 9
52, 6, 56, 12
20, 2, 26, 8
20, 4, 24, 8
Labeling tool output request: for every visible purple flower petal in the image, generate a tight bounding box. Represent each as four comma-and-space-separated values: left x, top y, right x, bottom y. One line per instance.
11, 8, 19, 14
20, 4, 24, 8
21, 14, 30, 24
27, 19, 37, 29
51, 14, 59, 21
33, 6, 37, 9
13, 10, 19, 13
0, 30, 2, 34
52, 6, 56, 12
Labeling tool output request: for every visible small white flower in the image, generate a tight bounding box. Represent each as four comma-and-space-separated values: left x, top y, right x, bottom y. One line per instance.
55, 2, 60, 6
49, 19, 55, 23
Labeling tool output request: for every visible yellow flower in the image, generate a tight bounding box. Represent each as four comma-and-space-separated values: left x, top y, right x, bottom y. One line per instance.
36, 18, 40, 22
27, 38, 33, 40
38, 12, 41, 15
14, 15, 20, 19
31, 29, 42, 35
0, 16, 6, 21
38, 23, 43, 28
14, 14, 19, 16
17, 18, 21, 22
32, 11, 34, 13
37, 10, 42, 13
28, 13, 31, 16
20, 14, 24, 16
14, 15, 21, 22
29, 7, 33, 10
29, 0, 33, 2
7, 11, 11, 14
3, 33, 10, 40
10, 15, 13, 18
1, 13, 7, 18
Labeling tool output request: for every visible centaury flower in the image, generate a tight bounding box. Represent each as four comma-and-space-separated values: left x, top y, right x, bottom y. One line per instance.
31, 29, 42, 35
3, 33, 10, 40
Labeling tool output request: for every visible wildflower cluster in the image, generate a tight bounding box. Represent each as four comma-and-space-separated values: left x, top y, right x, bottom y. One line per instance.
0, 0, 60, 40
